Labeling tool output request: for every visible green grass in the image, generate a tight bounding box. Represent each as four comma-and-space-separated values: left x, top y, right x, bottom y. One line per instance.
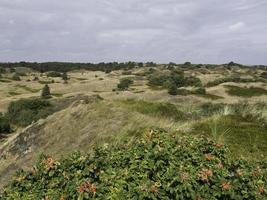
190, 114, 267, 160
118, 99, 189, 121
224, 85, 267, 97
198, 93, 224, 100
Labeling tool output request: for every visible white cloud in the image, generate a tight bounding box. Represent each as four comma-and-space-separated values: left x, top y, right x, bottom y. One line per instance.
0, 0, 267, 64
228, 22, 245, 32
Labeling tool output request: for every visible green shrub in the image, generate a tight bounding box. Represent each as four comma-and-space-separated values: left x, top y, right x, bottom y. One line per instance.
260, 72, 267, 79
0, 115, 11, 135
62, 72, 68, 83
117, 78, 133, 90
41, 84, 51, 99
11, 73, 21, 81
46, 71, 62, 77
6, 98, 52, 126
148, 71, 201, 89
1, 129, 266, 199
168, 84, 178, 95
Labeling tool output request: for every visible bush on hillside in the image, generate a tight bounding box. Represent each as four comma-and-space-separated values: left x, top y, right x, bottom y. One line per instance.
6, 98, 52, 126
168, 84, 178, 95
46, 71, 62, 77
41, 84, 51, 99
148, 71, 201, 89
117, 78, 133, 90
62, 72, 68, 83
11, 73, 21, 81
260, 72, 267, 79
0, 115, 11, 135
1, 129, 266, 199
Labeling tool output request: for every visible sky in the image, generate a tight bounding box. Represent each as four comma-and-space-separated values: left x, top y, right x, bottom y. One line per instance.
0, 0, 267, 64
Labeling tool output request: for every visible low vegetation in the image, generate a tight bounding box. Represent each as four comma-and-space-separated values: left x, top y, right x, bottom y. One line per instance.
6, 98, 52, 127
117, 78, 133, 90
148, 70, 202, 89
1, 129, 266, 199
224, 85, 267, 97
206, 76, 266, 87
119, 99, 189, 121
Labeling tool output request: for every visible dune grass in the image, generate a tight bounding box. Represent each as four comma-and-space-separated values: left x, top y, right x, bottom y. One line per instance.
224, 85, 267, 97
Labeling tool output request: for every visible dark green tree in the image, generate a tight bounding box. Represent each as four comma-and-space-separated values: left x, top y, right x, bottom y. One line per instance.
41, 84, 51, 98
168, 84, 178, 95
62, 72, 68, 83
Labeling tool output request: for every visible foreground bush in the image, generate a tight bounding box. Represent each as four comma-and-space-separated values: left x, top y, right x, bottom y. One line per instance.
1, 129, 266, 199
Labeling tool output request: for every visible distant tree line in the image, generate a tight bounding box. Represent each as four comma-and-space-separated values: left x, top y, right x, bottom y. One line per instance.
0, 62, 157, 73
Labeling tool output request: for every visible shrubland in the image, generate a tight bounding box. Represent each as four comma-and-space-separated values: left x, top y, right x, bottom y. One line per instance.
1, 129, 266, 199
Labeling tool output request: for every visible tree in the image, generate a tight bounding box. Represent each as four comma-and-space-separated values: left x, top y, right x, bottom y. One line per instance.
168, 84, 178, 95
41, 84, 51, 98
62, 72, 68, 83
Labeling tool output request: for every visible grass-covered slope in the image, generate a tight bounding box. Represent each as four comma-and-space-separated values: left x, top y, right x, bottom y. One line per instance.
0, 99, 178, 188
1, 129, 266, 199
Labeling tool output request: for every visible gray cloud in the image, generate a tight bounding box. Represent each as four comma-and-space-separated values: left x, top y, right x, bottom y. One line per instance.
0, 0, 267, 64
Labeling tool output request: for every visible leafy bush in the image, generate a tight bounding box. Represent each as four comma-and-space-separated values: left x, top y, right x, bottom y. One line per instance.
46, 71, 62, 77
168, 84, 178, 95
117, 78, 133, 90
1, 129, 266, 199
148, 71, 201, 89
260, 72, 267, 79
41, 84, 52, 99
6, 98, 52, 126
11, 73, 21, 81
0, 115, 11, 135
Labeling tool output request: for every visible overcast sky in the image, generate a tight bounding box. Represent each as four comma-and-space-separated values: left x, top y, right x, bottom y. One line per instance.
0, 0, 267, 64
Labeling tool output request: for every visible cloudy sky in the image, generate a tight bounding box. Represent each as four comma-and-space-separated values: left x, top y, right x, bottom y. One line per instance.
0, 0, 267, 64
